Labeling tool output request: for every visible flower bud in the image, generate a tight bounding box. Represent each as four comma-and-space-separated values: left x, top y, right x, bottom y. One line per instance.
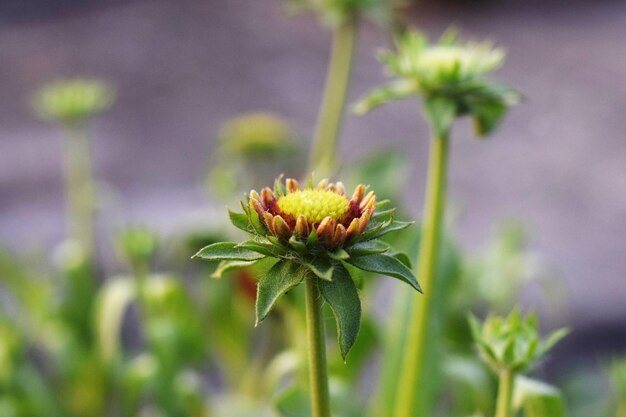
286, 178, 299, 193
316, 217, 336, 242
294, 215, 310, 237
351, 184, 366, 204
346, 218, 360, 238
273, 215, 292, 240
360, 191, 376, 210
330, 224, 347, 249
263, 212, 276, 234
261, 187, 275, 206
316, 179, 328, 190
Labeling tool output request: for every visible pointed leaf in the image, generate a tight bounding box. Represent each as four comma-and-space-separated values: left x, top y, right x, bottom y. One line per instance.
211, 259, 259, 279
306, 257, 334, 281
347, 240, 390, 256
345, 253, 421, 292
513, 376, 566, 417
192, 242, 265, 261
423, 95, 456, 137
328, 248, 350, 261
256, 260, 304, 325
228, 209, 254, 233
319, 263, 361, 359
236, 240, 278, 257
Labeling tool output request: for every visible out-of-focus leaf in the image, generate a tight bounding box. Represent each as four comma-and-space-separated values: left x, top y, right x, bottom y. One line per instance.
513, 376, 567, 417
94, 276, 136, 362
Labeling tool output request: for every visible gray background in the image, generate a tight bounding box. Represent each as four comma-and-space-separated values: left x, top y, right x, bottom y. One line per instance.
0, 0, 625, 332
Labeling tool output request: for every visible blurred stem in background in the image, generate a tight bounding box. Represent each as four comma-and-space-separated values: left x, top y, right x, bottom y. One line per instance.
62, 123, 96, 259
308, 17, 358, 176
304, 278, 330, 417
495, 369, 514, 417
393, 131, 450, 417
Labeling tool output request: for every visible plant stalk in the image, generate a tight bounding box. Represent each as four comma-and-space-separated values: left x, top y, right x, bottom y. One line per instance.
304, 277, 331, 417
62, 123, 96, 258
393, 132, 450, 417
308, 17, 358, 177
495, 369, 515, 417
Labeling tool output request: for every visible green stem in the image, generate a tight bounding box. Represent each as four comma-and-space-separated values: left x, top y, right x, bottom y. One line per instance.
393, 132, 450, 417
308, 17, 358, 177
304, 277, 331, 417
62, 123, 96, 258
495, 369, 515, 417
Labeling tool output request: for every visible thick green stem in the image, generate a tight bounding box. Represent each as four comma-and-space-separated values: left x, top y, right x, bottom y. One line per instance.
495, 369, 515, 417
308, 17, 358, 177
304, 278, 331, 417
393, 132, 450, 417
62, 123, 96, 258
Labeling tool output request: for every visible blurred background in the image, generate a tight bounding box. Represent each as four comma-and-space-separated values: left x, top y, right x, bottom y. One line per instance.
1, 0, 625, 414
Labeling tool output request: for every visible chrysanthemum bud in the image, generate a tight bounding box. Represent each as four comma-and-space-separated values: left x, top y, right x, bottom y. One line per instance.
358, 208, 374, 233
263, 212, 276, 234
360, 191, 376, 210
316, 217, 336, 242
316, 179, 328, 190
273, 215, 293, 240
330, 224, 347, 249
346, 218, 360, 238
249, 198, 264, 217
294, 215, 310, 237
351, 184, 366, 204
261, 187, 275, 206
286, 178, 300, 193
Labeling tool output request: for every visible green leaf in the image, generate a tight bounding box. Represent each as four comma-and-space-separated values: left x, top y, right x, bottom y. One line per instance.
513, 376, 566, 417
192, 242, 265, 261
306, 257, 334, 281
211, 259, 259, 279
388, 251, 412, 268
423, 95, 456, 138
346, 253, 421, 292
256, 260, 304, 325
353, 79, 419, 115
360, 220, 413, 241
289, 235, 306, 251
228, 209, 253, 233
347, 240, 390, 256
328, 248, 350, 261
236, 240, 278, 257
95, 277, 136, 362
318, 263, 361, 360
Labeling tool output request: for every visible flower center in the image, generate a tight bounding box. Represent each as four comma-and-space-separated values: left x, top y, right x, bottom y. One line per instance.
277, 190, 350, 223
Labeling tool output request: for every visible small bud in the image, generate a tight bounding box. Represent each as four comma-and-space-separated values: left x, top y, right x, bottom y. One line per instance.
249, 198, 264, 217
335, 182, 346, 195
286, 178, 300, 193
316, 217, 336, 242
358, 208, 373, 233
360, 191, 376, 210
294, 215, 310, 237
273, 215, 292, 240
346, 218, 360, 238
249, 190, 261, 201
330, 224, 347, 249
261, 187, 275, 206
263, 212, 276, 234
351, 184, 366, 204
316, 179, 329, 190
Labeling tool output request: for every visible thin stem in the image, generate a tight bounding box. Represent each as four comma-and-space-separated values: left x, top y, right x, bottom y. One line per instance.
308, 17, 358, 177
304, 277, 331, 417
393, 132, 450, 417
62, 123, 96, 258
495, 369, 515, 417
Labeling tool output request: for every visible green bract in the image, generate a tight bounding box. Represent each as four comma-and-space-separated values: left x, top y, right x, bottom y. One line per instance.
354, 29, 521, 137
469, 309, 569, 374
32, 79, 116, 125
193, 177, 420, 359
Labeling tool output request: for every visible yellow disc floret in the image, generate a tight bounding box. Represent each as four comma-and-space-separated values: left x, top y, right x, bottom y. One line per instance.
277, 190, 350, 224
